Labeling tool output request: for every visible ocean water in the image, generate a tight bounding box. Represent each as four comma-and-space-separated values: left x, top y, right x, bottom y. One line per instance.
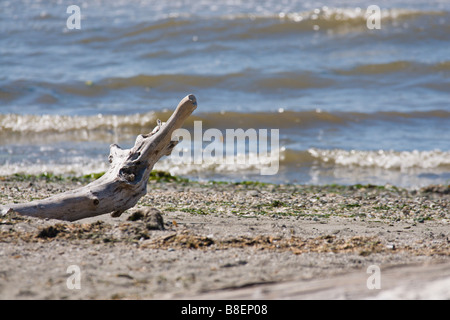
0, 0, 449, 187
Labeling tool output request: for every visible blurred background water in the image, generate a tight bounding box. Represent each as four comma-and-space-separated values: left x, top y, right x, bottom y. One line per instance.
1, 0, 449, 187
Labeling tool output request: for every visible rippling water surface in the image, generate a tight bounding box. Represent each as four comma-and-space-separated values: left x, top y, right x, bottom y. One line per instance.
1, 0, 449, 187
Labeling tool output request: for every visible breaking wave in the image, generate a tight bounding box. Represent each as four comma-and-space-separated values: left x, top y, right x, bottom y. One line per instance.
1, 110, 448, 135
306, 148, 450, 170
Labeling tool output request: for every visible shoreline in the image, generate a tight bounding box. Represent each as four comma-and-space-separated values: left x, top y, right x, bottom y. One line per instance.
0, 173, 449, 299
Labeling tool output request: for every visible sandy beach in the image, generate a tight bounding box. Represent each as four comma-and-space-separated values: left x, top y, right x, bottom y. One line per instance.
0, 174, 448, 299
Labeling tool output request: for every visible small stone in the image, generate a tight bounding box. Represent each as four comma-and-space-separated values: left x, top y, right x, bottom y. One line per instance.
145, 208, 165, 230
127, 210, 145, 221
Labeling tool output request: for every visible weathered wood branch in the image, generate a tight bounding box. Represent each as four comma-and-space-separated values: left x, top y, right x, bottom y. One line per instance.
0, 94, 197, 221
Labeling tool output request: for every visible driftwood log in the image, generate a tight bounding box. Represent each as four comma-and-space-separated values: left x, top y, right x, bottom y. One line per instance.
0, 94, 197, 221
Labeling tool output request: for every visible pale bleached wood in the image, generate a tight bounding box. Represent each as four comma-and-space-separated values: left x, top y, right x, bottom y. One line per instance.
0, 94, 197, 221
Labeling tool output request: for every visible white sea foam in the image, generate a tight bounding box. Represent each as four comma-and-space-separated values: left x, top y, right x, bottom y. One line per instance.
0, 112, 158, 133
154, 149, 284, 176
0, 161, 110, 177
308, 148, 450, 170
